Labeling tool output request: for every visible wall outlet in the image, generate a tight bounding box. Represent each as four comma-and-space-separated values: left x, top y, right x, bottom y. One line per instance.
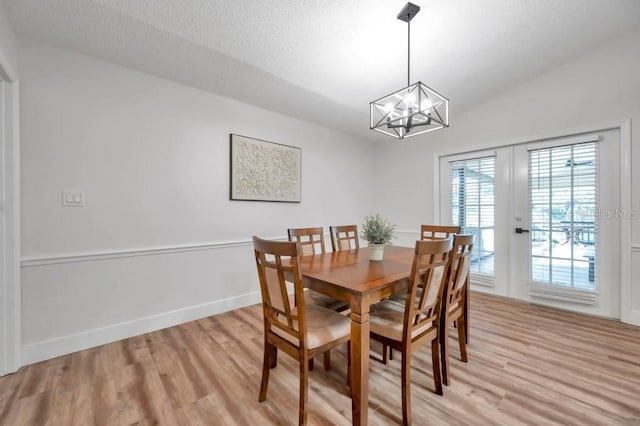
62, 190, 85, 207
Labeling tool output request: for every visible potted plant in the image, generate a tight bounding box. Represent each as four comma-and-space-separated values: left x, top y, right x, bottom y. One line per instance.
361, 214, 396, 261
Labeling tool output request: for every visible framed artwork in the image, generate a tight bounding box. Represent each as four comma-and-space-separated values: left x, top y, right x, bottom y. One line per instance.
230, 134, 302, 202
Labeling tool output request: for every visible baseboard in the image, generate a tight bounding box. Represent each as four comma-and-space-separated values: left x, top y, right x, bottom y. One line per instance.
21, 291, 262, 366
626, 310, 640, 326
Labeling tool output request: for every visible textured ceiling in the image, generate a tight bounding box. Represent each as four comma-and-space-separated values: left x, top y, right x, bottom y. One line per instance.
3, 0, 640, 141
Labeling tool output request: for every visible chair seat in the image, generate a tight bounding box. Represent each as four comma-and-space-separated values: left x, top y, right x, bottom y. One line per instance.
370, 300, 433, 342
273, 304, 351, 350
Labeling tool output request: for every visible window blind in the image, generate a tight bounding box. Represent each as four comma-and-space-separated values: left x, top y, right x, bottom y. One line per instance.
449, 156, 495, 277
528, 142, 598, 293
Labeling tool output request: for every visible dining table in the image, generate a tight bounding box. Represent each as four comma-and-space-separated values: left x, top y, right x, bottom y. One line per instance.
298, 245, 415, 426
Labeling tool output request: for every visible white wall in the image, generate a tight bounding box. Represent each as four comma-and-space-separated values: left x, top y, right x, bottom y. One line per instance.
19, 38, 376, 364
375, 29, 640, 324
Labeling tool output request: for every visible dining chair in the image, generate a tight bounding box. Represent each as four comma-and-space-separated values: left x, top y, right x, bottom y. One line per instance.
253, 236, 351, 425
420, 224, 461, 240
329, 225, 360, 252
421, 224, 470, 345
440, 234, 474, 386
369, 237, 453, 426
287, 226, 327, 256
381, 224, 463, 364
287, 227, 349, 370
287, 227, 349, 313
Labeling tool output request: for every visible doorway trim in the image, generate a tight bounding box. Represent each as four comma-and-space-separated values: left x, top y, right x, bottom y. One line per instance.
0, 72, 20, 375
433, 120, 634, 325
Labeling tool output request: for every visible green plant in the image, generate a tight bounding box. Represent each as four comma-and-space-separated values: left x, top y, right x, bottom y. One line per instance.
361, 214, 396, 245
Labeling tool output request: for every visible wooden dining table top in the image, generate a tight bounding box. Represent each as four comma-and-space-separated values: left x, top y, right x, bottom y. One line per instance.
298, 245, 415, 296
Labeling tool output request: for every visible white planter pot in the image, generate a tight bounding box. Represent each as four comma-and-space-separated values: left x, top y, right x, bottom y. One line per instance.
369, 244, 385, 261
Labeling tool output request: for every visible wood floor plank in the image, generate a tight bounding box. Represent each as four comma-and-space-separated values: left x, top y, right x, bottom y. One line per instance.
1, 292, 639, 425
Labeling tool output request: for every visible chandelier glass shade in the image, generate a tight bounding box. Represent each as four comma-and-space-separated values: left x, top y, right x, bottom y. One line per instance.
370, 2, 449, 139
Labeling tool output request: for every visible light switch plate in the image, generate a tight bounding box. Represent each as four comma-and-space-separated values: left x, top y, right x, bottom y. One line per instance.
62, 190, 85, 206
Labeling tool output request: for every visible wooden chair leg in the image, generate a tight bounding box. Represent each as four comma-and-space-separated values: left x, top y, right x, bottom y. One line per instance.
389, 347, 394, 361
259, 341, 272, 402
382, 344, 388, 364
401, 348, 412, 426
300, 354, 309, 425
457, 314, 468, 362
270, 346, 278, 369
431, 337, 443, 395
440, 320, 451, 386
323, 351, 331, 371
308, 358, 314, 371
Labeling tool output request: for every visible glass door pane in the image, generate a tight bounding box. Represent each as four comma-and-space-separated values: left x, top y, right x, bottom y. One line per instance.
450, 156, 495, 276
528, 142, 597, 291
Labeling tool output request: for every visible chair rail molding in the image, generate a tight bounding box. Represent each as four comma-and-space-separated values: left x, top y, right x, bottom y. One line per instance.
21, 237, 289, 267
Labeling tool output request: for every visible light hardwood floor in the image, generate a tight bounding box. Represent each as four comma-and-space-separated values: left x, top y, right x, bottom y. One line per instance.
1, 292, 639, 425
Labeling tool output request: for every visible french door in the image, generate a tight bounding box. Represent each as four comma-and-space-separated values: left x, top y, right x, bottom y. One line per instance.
440, 129, 621, 318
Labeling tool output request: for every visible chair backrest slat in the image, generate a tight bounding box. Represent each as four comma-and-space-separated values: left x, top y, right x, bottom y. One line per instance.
330, 225, 360, 252
420, 224, 461, 241
287, 227, 326, 256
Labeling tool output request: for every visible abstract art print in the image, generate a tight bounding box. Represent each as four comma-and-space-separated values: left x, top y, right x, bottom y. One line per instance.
230, 134, 301, 202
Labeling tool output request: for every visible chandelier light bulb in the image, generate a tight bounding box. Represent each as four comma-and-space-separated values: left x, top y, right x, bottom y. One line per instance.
384, 103, 394, 114
404, 92, 416, 105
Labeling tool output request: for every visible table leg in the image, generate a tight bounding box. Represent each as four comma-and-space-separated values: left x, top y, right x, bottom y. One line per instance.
350, 300, 369, 426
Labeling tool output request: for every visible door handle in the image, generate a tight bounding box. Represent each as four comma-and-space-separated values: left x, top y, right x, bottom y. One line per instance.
515, 227, 530, 234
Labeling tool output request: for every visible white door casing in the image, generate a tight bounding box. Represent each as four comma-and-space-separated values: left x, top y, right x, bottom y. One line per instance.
0, 77, 20, 376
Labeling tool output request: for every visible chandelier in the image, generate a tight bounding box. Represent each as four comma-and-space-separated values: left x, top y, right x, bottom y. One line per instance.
370, 2, 449, 139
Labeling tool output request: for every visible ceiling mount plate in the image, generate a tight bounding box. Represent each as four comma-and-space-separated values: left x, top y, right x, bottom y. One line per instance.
397, 2, 420, 22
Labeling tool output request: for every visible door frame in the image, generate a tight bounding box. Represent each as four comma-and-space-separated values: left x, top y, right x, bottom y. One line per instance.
433, 120, 634, 325
0, 69, 21, 375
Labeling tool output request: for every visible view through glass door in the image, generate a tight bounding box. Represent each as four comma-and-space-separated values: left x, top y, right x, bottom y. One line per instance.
449, 155, 496, 281
441, 130, 621, 318
440, 148, 511, 295
528, 142, 597, 291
